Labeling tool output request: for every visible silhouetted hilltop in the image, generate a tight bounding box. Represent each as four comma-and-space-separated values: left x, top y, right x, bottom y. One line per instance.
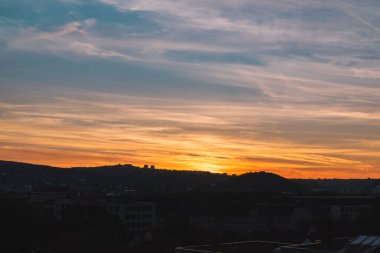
220, 171, 304, 193
5, 161, 379, 194
0, 160, 71, 186
0, 160, 228, 191
0, 160, 60, 172
72, 164, 228, 190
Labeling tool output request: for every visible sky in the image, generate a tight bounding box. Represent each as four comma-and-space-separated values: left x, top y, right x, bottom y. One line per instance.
1, 0, 380, 178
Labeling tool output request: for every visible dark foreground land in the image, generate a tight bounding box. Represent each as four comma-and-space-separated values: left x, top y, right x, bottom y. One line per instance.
1, 160, 380, 253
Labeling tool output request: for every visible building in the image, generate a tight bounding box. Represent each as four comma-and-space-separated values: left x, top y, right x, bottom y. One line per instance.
107, 201, 156, 233
54, 199, 156, 233
292, 196, 374, 221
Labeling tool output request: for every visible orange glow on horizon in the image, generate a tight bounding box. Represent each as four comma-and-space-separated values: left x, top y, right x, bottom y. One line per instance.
1, 90, 380, 179
1, 146, 379, 179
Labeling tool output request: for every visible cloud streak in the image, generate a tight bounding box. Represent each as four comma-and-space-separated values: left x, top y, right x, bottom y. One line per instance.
1, 85, 380, 178
0, 0, 380, 177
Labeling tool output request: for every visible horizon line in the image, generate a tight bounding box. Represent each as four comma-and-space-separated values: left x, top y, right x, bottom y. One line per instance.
1, 159, 379, 180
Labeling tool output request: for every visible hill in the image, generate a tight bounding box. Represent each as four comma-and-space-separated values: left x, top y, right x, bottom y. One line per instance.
220, 171, 304, 193
0, 160, 305, 193
0, 160, 227, 191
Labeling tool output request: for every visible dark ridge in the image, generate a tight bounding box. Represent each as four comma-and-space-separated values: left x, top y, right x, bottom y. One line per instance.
0, 160, 61, 172
0, 160, 228, 191
0, 160, 304, 193
220, 171, 305, 193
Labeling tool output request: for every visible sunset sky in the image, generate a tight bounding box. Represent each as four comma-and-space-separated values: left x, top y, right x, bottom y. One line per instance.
1, 0, 380, 178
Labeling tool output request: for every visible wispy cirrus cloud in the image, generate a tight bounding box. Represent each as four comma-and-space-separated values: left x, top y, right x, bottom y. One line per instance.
1, 84, 380, 177
0, 0, 380, 177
